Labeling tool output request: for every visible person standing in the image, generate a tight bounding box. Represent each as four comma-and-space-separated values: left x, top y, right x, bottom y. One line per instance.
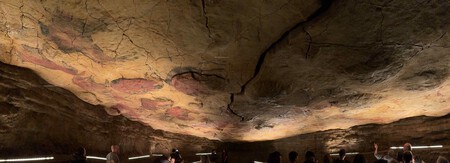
333, 149, 349, 163
71, 147, 87, 163
403, 143, 415, 163
374, 143, 395, 162
210, 149, 218, 163
106, 145, 120, 163
221, 149, 228, 163
267, 151, 282, 163
304, 151, 316, 163
288, 151, 299, 163
170, 148, 183, 163
353, 154, 367, 163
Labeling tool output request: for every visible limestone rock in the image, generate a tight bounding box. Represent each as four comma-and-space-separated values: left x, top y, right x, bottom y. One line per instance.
0, 62, 220, 161
0, 0, 449, 141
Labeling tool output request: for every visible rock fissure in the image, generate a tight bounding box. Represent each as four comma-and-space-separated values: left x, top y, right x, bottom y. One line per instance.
238, 0, 335, 94
310, 42, 373, 48
220, 0, 337, 124
304, 27, 313, 60
122, 33, 155, 60
200, 0, 212, 39
170, 71, 226, 82
18, 1, 24, 29
432, 32, 447, 44
226, 94, 244, 121
112, 34, 125, 59
0, 0, 449, 142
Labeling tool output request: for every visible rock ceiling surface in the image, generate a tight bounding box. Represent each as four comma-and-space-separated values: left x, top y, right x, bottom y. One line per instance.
0, 0, 449, 141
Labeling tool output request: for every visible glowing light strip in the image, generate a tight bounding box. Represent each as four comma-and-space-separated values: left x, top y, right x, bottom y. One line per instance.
330, 152, 359, 156
128, 155, 150, 160
254, 161, 264, 163
86, 156, 106, 160
0, 157, 54, 162
390, 145, 443, 149
152, 154, 163, 157
195, 153, 212, 156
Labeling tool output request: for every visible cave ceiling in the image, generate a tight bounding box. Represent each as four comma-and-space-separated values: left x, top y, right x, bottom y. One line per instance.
0, 0, 449, 141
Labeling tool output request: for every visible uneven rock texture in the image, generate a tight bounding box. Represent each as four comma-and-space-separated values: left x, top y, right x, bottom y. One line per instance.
231, 0, 450, 140
0, 0, 449, 141
0, 62, 220, 162
225, 113, 450, 163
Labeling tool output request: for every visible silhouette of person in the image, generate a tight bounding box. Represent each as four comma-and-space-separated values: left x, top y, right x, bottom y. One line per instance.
106, 145, 120, 163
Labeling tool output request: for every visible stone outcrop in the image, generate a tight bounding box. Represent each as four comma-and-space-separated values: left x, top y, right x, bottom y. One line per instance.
0, 58, 448, 162
225, 113, 450, 163
0, 0, 449, 142
0, 62, 220, 162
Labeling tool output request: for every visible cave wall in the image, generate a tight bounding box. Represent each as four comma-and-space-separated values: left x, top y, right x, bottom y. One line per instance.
0, 0, 323, 141
0, 60, 449, 162
0, 61, 221, 162
225, 114, 450, 163
0, 0, 448, 142
0, 0, 449, 162
231, 0, 450, 141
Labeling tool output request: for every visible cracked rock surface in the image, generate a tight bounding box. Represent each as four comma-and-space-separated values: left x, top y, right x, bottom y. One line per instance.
0, 0, 449, 141
0, 62, 220, 160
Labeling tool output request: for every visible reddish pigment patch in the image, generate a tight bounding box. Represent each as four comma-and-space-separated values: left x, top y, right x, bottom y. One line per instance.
171, 74, 212, 95
141, 98, 173, 110
72, 75, 126, 102
165, 107, 192, 121
215, 121, 232, 129
17, 48, 77, 75
111, 78, 163, 94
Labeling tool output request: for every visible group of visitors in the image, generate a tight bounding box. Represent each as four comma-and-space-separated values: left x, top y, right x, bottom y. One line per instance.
372, 143, 448, 163
69, 143, 448, 163
71, 145, 121, 163
267, 143, 449, 163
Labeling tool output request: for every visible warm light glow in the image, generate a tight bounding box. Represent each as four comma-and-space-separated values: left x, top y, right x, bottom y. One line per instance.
390, 145, 443, 149
254, 161, 264, 163
195, 153, 212, 156
86, 156, 106, 160
128, 155, 150, 160
330, 152, 359, 156
0, 157, 54, 162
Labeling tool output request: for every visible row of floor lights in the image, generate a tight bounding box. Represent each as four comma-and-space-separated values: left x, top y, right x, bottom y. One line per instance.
128, 155, 150, 160
0, 156, 109, 162
330, 152, 359, 156
128, 154, 164, 160
86, 156, 106, 160
0, 146, 443, 162
390, 145, 443, 150
195, 153, 212, 156
0, 157, 54, 162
